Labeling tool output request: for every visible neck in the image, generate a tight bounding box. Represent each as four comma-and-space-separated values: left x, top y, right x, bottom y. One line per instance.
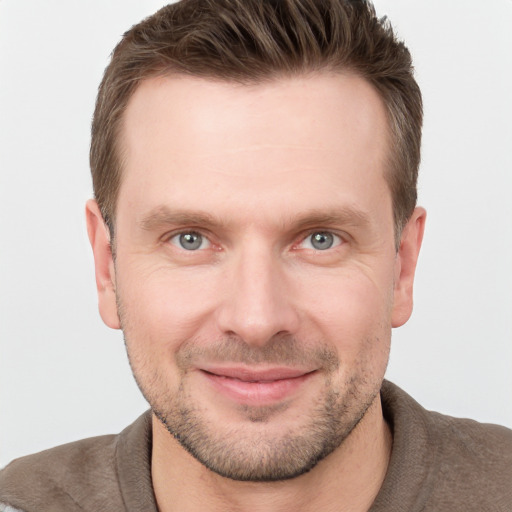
151, 395, 392, 512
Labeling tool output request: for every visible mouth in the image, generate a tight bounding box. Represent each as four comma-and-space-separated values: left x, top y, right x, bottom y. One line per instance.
198, 366, 317, 405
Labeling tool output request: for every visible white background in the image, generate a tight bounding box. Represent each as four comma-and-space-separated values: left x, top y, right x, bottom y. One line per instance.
1, 1, 511, 467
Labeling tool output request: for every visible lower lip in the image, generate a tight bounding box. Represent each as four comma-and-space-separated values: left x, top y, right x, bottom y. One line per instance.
201, 371, 315, 405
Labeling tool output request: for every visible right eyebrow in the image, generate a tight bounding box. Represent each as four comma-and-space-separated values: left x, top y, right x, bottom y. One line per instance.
138, 206, 223, 232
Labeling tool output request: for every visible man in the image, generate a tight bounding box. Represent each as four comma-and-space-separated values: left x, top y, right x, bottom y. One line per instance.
1, 0, 511, 510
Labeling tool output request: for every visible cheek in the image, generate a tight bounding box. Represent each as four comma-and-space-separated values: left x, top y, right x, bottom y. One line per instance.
116, 262, 222, 348
297, 267, 394, 353
117, 271, 213, 393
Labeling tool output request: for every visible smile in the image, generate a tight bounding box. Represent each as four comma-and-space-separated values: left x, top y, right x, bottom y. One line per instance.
199, 366, 317, 405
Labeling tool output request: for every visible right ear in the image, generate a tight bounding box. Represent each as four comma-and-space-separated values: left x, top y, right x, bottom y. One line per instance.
85, 199, 120, 329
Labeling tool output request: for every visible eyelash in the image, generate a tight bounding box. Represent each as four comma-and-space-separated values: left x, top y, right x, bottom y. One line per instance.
165, 229, 345, 254
167, 231, 212, 251
297, 231, 343, 251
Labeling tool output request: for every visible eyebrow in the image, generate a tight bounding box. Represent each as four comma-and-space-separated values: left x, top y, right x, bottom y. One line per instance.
139, 206, 222, 232
284, 207, 371, 231
139, 205, 372, 232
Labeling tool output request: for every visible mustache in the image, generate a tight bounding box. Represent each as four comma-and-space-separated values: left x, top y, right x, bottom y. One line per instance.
175, 334, 340, 372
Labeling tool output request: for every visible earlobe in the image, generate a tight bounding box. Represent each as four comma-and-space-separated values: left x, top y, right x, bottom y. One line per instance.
391, 207, 426, 328
85, 199, 121, 329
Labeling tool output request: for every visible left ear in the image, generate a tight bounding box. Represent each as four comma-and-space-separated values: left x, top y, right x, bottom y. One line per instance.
391, 207, 426, 328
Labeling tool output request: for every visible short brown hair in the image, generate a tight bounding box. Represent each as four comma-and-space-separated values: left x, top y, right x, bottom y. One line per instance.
90, 0, 422, 243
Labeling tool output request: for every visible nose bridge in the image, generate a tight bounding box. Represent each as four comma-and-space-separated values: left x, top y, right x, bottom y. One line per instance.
216, 238, 298, 345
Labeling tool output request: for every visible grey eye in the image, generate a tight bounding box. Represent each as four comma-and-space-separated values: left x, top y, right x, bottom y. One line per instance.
172, 232, 206, 250
310, 232, 335, 250
179, 232, 202, 250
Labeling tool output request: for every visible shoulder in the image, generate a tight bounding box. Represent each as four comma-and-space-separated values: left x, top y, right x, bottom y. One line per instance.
382, 380, 512, 467
426, 410, 512, 500
0, 434, 121, 512
380, 381, 512, 510
0, 411, 153, 512
430, 407, 512, 455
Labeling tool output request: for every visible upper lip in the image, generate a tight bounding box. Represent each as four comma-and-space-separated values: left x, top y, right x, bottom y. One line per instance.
200, 366, 316, 382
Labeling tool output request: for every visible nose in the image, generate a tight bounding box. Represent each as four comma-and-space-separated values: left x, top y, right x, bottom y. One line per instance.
215, 243, 300, 346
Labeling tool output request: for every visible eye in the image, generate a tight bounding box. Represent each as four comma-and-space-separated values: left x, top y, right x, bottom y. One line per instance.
299, 231, 342, 251
169, 232, 211, 251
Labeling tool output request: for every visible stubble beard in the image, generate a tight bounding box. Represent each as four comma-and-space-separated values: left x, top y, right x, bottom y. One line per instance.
152, 376, 377, 482
122, 324, 386, 482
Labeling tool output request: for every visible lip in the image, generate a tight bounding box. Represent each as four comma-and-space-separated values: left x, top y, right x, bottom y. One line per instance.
199, 366, 317, 405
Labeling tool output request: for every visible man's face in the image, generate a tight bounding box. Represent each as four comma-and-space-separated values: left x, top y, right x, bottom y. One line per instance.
88, 73, 423, 481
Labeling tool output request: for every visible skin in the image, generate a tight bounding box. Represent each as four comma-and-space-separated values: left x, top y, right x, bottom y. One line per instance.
87, 73, 425, 512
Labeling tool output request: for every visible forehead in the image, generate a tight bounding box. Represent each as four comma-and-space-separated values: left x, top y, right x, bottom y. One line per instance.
118, 72, 392, 228
121, 72, 389, 155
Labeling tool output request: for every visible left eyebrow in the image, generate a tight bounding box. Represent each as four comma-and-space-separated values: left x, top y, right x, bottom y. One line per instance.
283, 207, 372, 231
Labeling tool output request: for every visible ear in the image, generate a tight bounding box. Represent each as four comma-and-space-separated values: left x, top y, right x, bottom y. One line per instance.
391, 207, 426, 328
85, 199, 120, 329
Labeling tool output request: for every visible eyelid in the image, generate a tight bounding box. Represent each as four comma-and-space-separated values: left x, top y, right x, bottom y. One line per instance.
295, 230, 345, 250
166, 230, 213, 250
161, 228, 346, 252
